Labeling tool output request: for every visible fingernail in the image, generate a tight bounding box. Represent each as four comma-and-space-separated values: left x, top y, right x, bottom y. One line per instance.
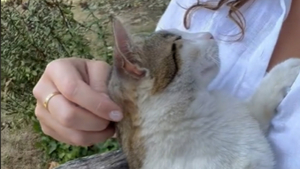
109, 111, 123, 121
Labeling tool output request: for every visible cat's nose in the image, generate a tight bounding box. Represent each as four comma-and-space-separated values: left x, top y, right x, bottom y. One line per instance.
172, 31, 214, 41
196, 32, 214, 40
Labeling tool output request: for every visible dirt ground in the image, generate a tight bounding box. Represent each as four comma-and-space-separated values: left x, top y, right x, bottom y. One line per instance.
1, 121, 45, 169
1, 0, 169, 169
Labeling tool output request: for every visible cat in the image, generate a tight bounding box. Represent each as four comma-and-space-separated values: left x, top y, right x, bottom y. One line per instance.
107, 17, 300, 169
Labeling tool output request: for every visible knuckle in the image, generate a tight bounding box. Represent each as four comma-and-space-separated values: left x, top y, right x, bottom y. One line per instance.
88, 60, 109, 66
61, 79, 78, 99
46, 59, 61, 72
34, 105, 42, 118
45, 59, 68, 75
97, 60, 110, 68
40, 125, 51, 136
32, 81, 44, 100
59, 107, 76, 128
32, 85, 39, 98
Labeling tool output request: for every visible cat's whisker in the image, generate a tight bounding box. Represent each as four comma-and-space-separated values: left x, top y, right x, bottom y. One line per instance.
208, 55, 220, 67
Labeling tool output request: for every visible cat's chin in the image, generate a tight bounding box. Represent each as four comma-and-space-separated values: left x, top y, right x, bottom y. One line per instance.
163, 29, 214, 40
182, 39, 219, 57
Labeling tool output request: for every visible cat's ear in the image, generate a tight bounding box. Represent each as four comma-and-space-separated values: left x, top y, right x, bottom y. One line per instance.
112, 17, 146, 79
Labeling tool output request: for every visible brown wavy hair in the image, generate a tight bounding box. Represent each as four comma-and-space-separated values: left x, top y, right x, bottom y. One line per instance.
182, 0, 252, 41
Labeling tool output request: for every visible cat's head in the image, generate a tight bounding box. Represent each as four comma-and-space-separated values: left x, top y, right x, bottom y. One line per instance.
108, 17, 220, 103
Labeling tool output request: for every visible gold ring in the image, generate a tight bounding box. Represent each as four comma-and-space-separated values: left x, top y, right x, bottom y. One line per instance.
43, 91, 60, 111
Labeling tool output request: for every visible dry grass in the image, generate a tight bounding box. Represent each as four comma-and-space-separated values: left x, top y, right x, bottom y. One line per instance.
1, 120, 45, 169
70, 0, 167, 60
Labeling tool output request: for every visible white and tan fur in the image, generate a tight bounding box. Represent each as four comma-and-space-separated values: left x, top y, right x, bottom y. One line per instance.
107, 18, 300, 169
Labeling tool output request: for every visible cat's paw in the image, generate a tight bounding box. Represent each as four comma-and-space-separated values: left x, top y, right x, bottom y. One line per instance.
270, 58, 300, 73
266, 58, 300, 95
259, 58, 300, 109
249, 58, 300, 133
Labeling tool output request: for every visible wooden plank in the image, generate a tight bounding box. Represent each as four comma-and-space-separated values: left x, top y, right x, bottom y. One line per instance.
54, 150, 129, 169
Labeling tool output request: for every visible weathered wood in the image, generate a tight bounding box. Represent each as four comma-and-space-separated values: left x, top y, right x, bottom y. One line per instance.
54, 150, 129, 169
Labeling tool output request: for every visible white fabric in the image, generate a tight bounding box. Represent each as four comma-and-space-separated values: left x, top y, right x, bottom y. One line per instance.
155, 0, 300, 169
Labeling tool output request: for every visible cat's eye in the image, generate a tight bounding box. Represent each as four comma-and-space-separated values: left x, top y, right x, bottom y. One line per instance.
172, 43, 177, 53
172, 36, 181, 51
171, 36, 181, 56
171, 42, 179, 73
175, 36, 182, 41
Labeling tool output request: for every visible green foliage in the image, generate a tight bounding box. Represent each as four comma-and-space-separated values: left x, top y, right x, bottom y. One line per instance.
1, 0, 118, 164
36, 134, 119, 163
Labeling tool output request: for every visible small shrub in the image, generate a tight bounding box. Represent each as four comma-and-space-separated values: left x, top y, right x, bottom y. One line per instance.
1, 0, 118, 164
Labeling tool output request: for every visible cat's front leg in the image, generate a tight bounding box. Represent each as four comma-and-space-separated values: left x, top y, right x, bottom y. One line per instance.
249, 58, 300, 134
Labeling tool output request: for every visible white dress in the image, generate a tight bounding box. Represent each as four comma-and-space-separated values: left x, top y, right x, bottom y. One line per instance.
155, 0, 300, 168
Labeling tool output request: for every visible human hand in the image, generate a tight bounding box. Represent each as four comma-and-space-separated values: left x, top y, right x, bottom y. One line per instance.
33, 58, 122, 146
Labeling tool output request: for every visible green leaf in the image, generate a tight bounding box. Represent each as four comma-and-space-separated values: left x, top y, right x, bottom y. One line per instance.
32, 121, 41, 132
48, 141, 58, 155
58, 152, 65, 159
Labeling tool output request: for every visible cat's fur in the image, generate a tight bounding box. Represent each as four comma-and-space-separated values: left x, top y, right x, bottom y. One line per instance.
107, 17, 300, 169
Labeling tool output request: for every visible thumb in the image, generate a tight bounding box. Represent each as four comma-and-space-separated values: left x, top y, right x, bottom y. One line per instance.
86, 60, 123, 121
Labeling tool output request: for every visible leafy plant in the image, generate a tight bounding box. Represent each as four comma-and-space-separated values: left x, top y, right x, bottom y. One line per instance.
1, 0, 118, 164
1, 0, 170, 165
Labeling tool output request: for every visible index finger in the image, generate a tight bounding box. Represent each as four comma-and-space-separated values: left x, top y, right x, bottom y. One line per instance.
86, 60, 111, 93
